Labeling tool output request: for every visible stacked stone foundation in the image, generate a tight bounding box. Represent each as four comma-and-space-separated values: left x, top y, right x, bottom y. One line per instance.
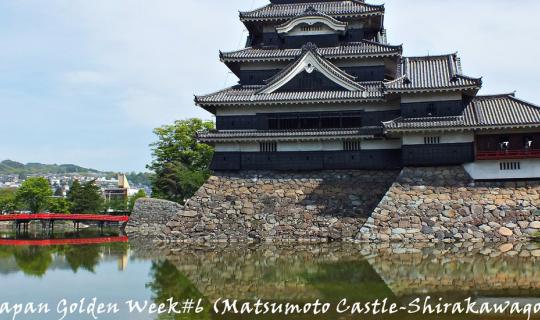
358, 166, 540, 243
130, 167, 540, 243
162, 170, 399, 242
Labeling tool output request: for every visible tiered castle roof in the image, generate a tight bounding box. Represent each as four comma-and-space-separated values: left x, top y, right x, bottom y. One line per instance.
196, 0, 539, 136
239, 0, 384, 22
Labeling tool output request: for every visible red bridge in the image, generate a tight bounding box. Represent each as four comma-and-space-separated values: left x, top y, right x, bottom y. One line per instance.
0, 213, 129, 232
0, 213, 129, 223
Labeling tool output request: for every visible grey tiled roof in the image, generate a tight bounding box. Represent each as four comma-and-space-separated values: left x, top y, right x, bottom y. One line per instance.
220, 41, 402, 62
198, 127, 382, 142
384, 94, 540, 131
195, 82, 385, 107
384, 116, 465, 130
385, 54, 482, 92
257, 43, 365, 93
240, 1, 384, 22
464, 94, 540, 127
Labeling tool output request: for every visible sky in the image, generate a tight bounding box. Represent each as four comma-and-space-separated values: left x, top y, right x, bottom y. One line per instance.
0, 0, 539, 172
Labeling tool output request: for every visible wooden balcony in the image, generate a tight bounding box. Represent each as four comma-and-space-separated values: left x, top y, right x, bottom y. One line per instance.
476, 149, 540, 160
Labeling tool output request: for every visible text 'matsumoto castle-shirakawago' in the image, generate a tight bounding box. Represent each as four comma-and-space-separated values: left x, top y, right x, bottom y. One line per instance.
195, 0, 540, 180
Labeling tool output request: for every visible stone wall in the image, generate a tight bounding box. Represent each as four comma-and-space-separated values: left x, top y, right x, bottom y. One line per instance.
163, 170, 398, 243
125, 198, 181, 239
358, 166, 540, 243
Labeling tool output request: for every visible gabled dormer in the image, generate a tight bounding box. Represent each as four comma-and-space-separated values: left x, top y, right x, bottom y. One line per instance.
257, 43, 365, 93
276, 7, 346, 48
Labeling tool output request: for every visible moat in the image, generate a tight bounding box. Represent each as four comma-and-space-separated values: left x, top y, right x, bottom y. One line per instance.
1, 230, 540, 320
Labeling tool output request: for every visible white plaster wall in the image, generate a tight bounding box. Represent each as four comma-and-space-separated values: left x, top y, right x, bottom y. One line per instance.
362, 139, 402, 150
215, 143, 259, 152
216, 103, 400, 116
402, 132, 474, 145
277, 141, 342, 152
464, 159, 540, 180
401, 93, 462, 103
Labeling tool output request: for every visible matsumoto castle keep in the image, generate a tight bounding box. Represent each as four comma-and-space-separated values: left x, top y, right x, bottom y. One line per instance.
195, 0, 540, 180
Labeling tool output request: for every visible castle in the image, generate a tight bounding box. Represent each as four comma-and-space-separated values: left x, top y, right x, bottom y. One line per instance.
195, 0, 540, 180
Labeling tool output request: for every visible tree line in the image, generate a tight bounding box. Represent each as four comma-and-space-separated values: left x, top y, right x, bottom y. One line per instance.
0, 178, 146, 214
1, 118, 214, 213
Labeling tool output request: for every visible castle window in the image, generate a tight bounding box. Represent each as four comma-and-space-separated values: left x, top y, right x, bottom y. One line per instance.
280, 117, 299, 129
342, 115, 362, 128
301, 25, 323, 32
424, 136, 441, 144
299, 117, 320, 129
427, 103, 436, 116
524, 136, 534, 150
500, 162, 521, 171
343, 140, 361, 151
321, 116, 341, 129
268, 117, 279, 130
499, 136, 510, 151
260, 142, 277, 152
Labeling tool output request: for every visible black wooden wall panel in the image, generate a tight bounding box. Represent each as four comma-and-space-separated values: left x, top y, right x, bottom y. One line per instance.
402, 143, 474, 166
210, 150, 403, 171
276, 70, 348, 92
401, 100, 464, 118
210, 153, 242, 171
341, 66, 386, 81
283, 34, 340, 48
240, 69, 280, 85
216, 110, 400, 130
238, 65, 387, 85
361, 110, 401, 126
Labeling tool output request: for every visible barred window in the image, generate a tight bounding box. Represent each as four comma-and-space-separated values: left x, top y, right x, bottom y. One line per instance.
301, 25, 322, 32
500, 162, 521, 171
343, 140, 361, 151
260, 142, 277, 152
424, 136, 441, 144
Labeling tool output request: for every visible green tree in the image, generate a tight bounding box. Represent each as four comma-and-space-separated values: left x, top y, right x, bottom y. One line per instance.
0, 188, 17, 213
47, 197, 70, 213
151, 162, 209, 204
148, 119, 214, 203
54, 187, 64, 197
106, 197, 127, 212
128, 189, 147, 212
68, 180, 104, 213
15, 177, 53, 213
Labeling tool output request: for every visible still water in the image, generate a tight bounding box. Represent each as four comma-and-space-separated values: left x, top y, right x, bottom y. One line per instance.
0, 230, 539, 320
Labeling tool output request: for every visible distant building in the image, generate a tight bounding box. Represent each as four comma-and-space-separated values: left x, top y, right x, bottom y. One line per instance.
104, 174, 130, 202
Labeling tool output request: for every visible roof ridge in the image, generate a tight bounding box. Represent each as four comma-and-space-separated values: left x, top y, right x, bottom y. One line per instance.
405, 53, 456, 60
454, 74, 483, 83
358, 39, 403, 49
474, 92, 517, 99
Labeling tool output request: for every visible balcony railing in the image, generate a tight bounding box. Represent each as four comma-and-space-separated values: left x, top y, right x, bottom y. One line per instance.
476, 149, 540, 160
